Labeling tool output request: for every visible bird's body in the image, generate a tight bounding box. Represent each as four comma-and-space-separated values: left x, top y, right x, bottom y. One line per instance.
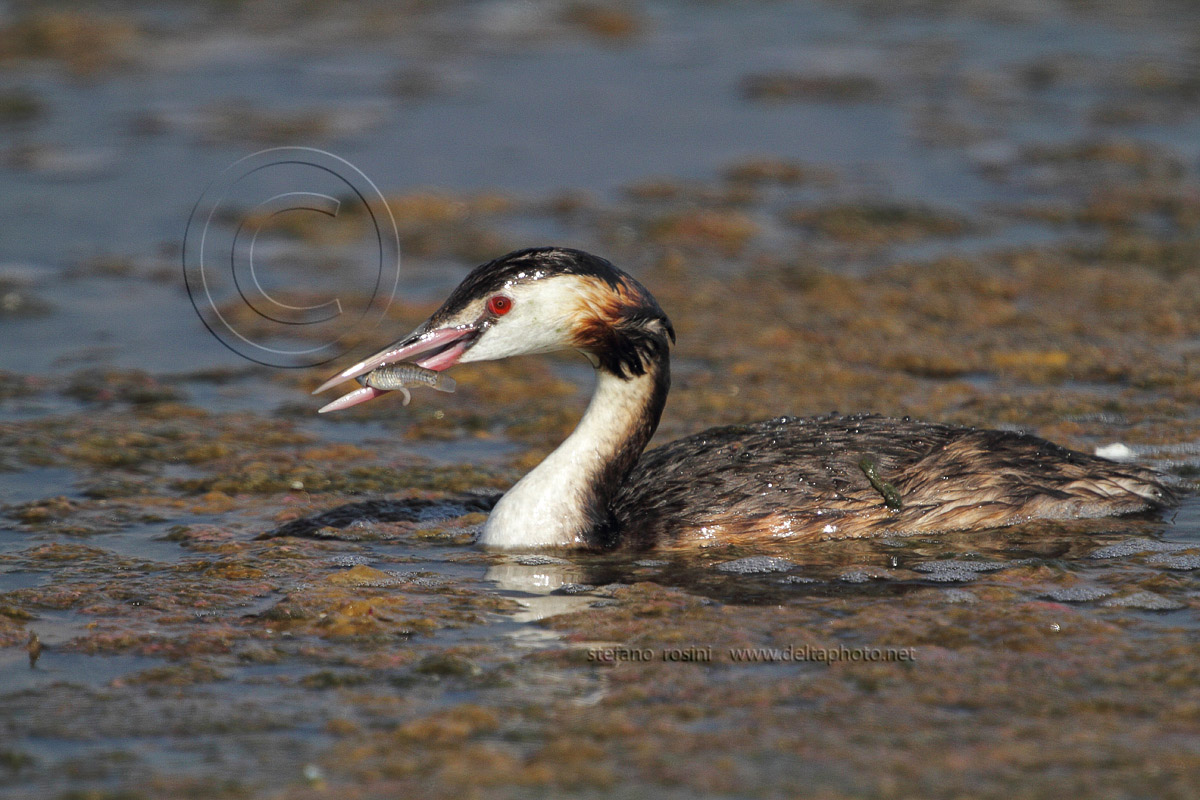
317, 247, 1179, 550
613, 413, 1172, 549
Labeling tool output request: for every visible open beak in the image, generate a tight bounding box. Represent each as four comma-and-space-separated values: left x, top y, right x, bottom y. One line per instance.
313, 323, 479, 413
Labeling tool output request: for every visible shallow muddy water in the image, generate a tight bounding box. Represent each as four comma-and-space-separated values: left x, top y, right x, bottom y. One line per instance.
2, 1, 1200, 798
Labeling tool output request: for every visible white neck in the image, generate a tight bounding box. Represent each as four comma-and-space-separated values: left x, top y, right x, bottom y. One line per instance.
480, 365, 662, 549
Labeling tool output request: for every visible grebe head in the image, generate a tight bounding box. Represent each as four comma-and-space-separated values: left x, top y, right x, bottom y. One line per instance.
314, 247, 674, 410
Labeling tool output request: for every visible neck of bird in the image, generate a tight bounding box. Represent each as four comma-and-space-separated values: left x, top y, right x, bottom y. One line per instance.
479, 357, 669, 549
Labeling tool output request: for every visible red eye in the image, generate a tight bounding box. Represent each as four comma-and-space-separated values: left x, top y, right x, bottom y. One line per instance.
487, 295, 513, 316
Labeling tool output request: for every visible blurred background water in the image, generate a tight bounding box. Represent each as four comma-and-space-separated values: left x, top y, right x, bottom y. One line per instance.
3, 0, 1200, 374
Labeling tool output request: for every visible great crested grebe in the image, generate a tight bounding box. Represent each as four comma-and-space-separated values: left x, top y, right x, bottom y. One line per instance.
315, 247, 1178, 550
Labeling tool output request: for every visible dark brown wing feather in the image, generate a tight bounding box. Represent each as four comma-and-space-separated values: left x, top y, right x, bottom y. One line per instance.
611, 414, 1178, 548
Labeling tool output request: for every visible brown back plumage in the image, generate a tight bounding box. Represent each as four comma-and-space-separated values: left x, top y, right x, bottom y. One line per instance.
612, 414, 1178, 548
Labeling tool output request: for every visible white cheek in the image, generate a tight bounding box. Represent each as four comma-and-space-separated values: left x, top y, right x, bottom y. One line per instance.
459, 278, 580, 362
464, 314, 565, 360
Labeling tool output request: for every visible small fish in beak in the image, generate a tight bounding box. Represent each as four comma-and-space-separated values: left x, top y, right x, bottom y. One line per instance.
313, 324, 478, 412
